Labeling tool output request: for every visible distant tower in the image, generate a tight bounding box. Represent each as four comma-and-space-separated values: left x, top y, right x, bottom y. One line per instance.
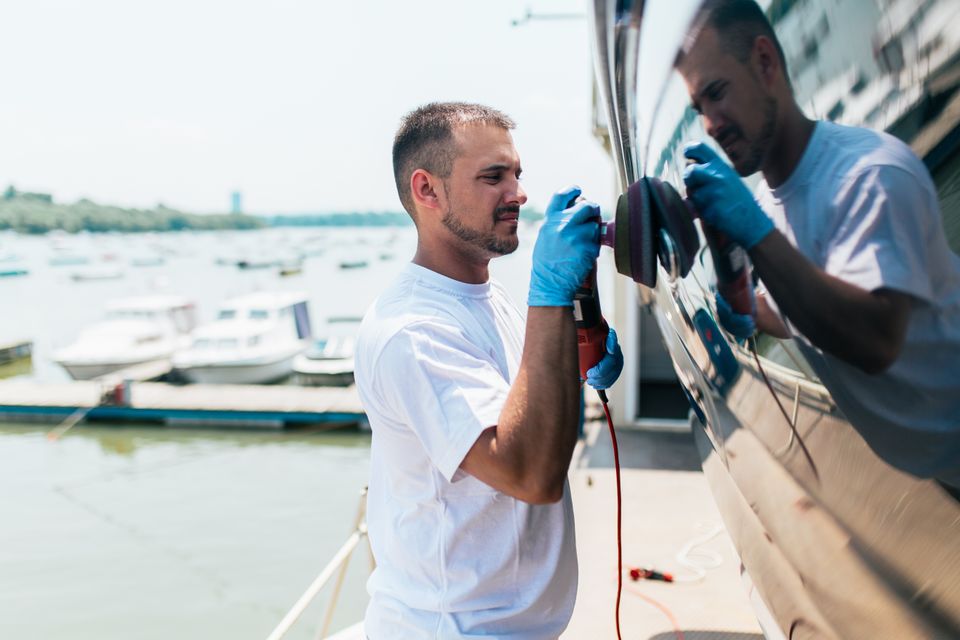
231, 191, 243, 214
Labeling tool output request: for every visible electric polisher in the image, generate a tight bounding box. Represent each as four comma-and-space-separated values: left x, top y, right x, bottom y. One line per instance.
598, 176, 754, 317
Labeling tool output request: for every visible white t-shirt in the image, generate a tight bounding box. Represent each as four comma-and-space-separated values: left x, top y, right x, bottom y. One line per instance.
755, 121, 960, 486
355, 262, 577, 639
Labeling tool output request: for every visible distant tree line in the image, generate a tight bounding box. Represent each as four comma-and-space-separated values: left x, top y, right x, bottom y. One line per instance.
0, 185, 547, 234
0, 186, 265, 234
269, 207, 544, 228
270, 211, 413, 227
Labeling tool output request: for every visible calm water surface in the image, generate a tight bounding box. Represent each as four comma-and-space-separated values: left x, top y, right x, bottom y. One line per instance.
0, 225, 539, 638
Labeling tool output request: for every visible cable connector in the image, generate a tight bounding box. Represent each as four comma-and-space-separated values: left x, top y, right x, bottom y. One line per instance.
629, 567, 674, 583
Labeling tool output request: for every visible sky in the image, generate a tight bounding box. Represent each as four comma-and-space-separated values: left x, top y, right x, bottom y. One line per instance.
0, 0, 619, 215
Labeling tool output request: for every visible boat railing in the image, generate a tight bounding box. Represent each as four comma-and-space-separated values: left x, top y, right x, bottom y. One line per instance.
266, 488, 372, 640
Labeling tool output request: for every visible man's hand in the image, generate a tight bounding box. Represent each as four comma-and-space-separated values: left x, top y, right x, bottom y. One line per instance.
714, 291, 755, 341
585, 328, 623, 390
528, 186, 601, 307
683, 142, 774, 250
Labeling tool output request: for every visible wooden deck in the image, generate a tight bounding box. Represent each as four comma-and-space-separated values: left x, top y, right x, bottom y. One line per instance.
0, 379, 365, 429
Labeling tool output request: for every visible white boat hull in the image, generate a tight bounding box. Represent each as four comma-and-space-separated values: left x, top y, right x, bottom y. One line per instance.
60, 361, 142, 380
175, 353, 298, 385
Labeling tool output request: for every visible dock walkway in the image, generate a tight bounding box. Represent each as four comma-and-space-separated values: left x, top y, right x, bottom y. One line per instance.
0, 379, 364, 429
563, 416, 763, 639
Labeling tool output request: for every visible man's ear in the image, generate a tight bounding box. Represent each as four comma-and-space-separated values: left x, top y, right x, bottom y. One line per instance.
752, 35, 783, 88
410, 169, 444, 214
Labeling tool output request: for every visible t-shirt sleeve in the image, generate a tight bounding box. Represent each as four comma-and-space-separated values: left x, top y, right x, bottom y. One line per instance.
374, 321, 510, 482
824, 165, 937, 304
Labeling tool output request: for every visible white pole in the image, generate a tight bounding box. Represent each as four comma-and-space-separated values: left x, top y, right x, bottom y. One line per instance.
265, 525, 367, 640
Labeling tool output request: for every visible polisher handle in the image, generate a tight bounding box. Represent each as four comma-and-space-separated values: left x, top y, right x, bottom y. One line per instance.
574, 267, 610, 379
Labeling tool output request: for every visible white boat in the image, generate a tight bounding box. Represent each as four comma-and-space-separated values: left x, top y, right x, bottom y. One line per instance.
172, 291, 312, 384
54, 295, 197, 380
292, 329, 357, 387
70, 267, 124, 282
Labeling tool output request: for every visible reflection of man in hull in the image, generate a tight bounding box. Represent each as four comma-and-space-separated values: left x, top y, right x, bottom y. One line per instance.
676, 0, 960, 492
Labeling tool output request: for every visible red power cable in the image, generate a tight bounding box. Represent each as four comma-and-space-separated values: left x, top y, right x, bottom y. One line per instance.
598, 389, 685, 640
598, 390, 623, 640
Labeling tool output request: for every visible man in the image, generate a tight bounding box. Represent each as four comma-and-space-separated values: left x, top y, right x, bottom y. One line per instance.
354, 102, 623, 638
676, 0, 960, 488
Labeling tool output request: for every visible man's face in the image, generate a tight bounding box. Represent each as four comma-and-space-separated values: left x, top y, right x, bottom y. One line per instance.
678, 27, 777, 176
440, 123, 527, 258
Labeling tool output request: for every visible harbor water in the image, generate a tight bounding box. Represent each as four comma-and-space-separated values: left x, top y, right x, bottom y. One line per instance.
0, 224, 540, 639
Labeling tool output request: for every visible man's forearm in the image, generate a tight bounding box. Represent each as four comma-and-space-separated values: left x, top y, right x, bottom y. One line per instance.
499, 307, 581, 497
749, 231, 908, 372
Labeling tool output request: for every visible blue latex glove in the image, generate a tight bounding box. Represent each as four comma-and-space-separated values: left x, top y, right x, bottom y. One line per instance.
528, 186, 601, 307
683, 142, 774, 250
585, 328, 624, 390
715, 291, 755, 340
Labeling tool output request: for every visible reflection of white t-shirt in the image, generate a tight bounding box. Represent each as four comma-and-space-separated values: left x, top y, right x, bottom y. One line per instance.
355, 263, 577, 639
755, 121, 960, 486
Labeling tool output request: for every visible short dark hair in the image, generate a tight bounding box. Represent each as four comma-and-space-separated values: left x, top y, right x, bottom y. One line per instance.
685, 0, 789, 77
392, 102, 516, 217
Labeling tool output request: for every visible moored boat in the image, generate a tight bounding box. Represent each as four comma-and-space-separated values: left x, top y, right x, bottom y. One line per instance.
53, 295, 197, 380
172, 291, 313, 384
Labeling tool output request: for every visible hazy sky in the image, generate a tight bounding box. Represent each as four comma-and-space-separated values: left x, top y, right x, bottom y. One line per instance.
1, 0, 619, 215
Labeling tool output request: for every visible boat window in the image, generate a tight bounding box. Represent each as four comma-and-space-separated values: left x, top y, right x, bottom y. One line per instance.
218, 309, 237, 320
193, 338, 212, 349
249, 309, 269, 320
217, 339, 239, 349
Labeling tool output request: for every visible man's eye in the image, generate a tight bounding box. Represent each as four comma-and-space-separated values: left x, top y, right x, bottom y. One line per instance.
707, 84, 726, 101
482, 175, 501, 183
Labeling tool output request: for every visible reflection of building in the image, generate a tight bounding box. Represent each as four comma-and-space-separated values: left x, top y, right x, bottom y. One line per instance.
771, 0, 960, 252
231, 190, 243, 215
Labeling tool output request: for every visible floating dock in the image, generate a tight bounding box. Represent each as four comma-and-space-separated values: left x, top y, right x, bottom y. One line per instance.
0, 379, 365, 430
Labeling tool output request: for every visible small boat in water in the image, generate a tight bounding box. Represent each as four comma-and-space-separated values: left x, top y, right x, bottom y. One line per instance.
54, 296, 197, 380
0, 268, 28, 278
49, 254, 89, 267
293, 336, 356, 386
172, 291, 313, 384
292, 317, 360, 386
338, 259, 368, 270
131, 255, 165, 267
71, 267, 124, 282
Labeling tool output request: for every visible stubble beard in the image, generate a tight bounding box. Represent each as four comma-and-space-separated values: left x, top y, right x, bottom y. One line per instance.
735, 96, 777, 176
441, 206, 519, 257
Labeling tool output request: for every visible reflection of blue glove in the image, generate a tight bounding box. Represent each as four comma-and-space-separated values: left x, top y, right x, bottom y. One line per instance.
715, 291, 755, 340
528, 186, 601, 307
683, 142, 774, 250
585, 328, 624, 390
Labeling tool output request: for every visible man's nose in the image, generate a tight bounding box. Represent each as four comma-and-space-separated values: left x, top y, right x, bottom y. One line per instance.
513, 182, 528, 206
703, 108, 724, 141
505, 180, 527, 206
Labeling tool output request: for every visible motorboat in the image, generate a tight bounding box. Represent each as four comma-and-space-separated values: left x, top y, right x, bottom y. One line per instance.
590, 1, 960, 637
292, 317, 360, 387
70, 267, 124, 282
172, 291, 312, 384
54, 295, 197, 380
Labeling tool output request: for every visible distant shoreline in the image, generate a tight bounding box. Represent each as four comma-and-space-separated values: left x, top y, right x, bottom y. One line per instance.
0, 186, 543, 234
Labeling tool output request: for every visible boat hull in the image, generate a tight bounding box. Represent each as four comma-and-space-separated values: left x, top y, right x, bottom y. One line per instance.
175, 354, 297, 385
591, 0, 960, 636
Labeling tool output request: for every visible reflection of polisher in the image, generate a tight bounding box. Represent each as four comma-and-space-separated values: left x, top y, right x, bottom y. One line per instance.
599, 177, 754, 318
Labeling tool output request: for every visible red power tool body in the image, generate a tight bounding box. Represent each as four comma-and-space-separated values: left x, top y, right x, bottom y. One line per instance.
574, 266, 609, 380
